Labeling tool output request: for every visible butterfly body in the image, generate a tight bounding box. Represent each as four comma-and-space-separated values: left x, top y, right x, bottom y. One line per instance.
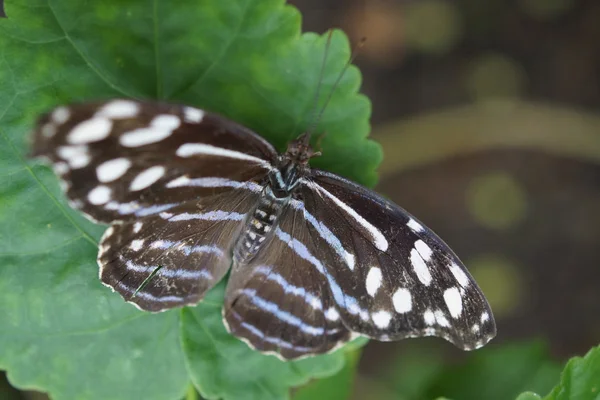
31, 99, 496, 360
234, 133, 318, 264
233, 185, 287, 264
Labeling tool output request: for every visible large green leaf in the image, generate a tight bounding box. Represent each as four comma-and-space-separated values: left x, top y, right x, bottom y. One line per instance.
516, 345, 600, 400
426, 341, 561, 400
383, 341, 561, 400
543, 345, 600, 400
292, 346, 362, 400
0, 1, 380, 399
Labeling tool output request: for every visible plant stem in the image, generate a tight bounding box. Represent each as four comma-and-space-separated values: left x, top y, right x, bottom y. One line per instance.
185, 383, 199, 400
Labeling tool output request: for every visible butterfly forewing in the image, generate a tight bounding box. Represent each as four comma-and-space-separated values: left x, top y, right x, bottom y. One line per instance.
31, 100, 277, 223
223, 204, 352, 359
300, 170, 496, 350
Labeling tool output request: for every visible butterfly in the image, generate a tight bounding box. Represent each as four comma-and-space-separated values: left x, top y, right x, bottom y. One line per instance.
30, 98, 496, 360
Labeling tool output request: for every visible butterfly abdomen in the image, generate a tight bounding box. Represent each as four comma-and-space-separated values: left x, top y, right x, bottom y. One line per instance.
233, 187, 288, 264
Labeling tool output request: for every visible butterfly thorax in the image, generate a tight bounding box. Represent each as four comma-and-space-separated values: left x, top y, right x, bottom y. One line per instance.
232, 134, 318, 264
270, 133, 319, 197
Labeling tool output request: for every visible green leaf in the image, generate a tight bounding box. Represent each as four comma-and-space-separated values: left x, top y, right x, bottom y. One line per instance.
426, 341, 561, 400
384, 341, 447, 399
517, 393, 543, 400
543, 345, 600, 400
292, 345, 362, 400
385, 341, 561, 400
0, 1, 379, 399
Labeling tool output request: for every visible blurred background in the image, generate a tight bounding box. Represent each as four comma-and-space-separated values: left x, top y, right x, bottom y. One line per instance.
2, 0, 599, 399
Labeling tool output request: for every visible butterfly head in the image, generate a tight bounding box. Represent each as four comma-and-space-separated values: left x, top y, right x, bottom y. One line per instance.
268, 133, 321, 197
284, 133, 321, 166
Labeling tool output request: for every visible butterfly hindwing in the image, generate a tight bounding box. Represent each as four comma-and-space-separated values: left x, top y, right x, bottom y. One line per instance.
99, 189, 261, 312
223, 204, 352, 359
31, 99, 277, 223
299, 170, 496, 350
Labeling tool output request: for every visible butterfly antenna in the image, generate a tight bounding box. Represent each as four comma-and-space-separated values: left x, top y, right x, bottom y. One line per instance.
304, 35, 367, 144
300, 30, 335, 145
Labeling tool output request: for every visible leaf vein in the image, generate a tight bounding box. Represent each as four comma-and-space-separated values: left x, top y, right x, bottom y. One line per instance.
46, 2, 141, 99
171, 0, 252, 98
0, 131, 98, 247
0, 235, 85, 256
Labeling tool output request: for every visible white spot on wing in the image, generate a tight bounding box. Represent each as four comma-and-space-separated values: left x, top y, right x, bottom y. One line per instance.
95, 100, 139, 119
325, 307, 339, 321
130, 239, 144, 251
104, 226, 115, 237
474, 340, 486, 349
176, 143, 268, 165
392, 288, 412, 313
348, 301, 370, 322
165, 176, 262, 192
449, 262, 470, 287
70, 153, 90, 168
407, 218, 424, 232
309, 297, 321, 309
57, 145, 86, 160
67, 118, 112, 144
57, 145, 91, 169
410, 248, 432, 285
481, 312, 490, 323
53, 162, 69, 175
434, 309, 450, 327
120, 114, 180, 147
414, 239, 433, 261
88, 185, 111, 205
130, 166, 165, 191
133, 221, 143, 233
51, 107, 70, 124
344, 253, 355, 269
59, 179, 70, 191
423, 309, 435, 325
311, 182, 389, 251
96, 157, 132, 182
41, 123, 57, 138
372, 310, 392, 329
365, 266, 382, 297
170, 211, 244, 222
165, 175, 190, 187
152, 114, 180, 130
183, 107, 204, 123
443, 287, 463, 318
